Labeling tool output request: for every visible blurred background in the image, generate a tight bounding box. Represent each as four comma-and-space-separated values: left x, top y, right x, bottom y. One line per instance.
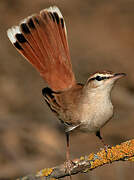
1, 0, 134, 179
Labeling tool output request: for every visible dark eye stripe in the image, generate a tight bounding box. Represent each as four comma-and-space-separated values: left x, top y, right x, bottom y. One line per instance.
96, 76, 106, 81
89, 76, 110, 82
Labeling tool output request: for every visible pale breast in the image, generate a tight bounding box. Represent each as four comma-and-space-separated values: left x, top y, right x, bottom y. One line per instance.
79, 95, 113, 132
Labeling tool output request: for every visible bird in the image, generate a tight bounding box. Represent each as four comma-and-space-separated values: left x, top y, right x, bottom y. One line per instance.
7, 6, 126, 169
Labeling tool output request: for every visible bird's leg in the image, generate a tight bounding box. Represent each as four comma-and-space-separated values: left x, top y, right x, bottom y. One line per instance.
66, 132, 70, 161
64, 132, 75, 179
96, 130, 110, 153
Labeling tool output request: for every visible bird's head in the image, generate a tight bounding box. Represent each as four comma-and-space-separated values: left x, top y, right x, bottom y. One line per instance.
85, 71, 126, 93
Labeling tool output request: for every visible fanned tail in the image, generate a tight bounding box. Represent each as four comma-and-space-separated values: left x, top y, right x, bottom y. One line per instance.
7, 6, 76, 91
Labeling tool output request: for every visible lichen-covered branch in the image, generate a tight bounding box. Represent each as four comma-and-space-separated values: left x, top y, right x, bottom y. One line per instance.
17, 139, 134, 180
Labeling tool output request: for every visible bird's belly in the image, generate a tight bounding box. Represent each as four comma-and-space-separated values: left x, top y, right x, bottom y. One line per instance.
80, 104, 113, 132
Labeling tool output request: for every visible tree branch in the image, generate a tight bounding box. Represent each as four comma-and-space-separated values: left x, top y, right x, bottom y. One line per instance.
17, 139, 134, 180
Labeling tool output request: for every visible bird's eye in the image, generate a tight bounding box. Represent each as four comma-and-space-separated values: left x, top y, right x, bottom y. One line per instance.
95, 76, 104, 81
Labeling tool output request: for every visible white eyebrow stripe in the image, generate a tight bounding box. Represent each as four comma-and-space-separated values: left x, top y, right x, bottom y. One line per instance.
95, 74, 113, 77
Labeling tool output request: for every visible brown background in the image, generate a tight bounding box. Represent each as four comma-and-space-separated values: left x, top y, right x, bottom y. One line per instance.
1, 0, 134, 179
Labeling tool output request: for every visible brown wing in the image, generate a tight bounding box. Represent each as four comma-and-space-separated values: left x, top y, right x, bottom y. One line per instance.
42, 83, 83, 132
7, 6, 76, 91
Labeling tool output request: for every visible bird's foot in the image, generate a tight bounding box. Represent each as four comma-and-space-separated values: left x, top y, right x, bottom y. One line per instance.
64, 159, 76, 179
100, 144, 111, 161
104, 144, 111, 153
100, 143, 111, 152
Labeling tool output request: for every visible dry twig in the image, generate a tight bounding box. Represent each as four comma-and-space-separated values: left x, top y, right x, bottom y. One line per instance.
17, 139, 134, 180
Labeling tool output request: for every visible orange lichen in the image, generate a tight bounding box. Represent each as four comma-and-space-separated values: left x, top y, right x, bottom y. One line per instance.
127, 157, 134, 161
17, 139, 134, 180
80, 156, 85, 161
90, 159, 102, 169
88, 153, 94, 161
89, 140, 134, 170
36, 168, 53, 177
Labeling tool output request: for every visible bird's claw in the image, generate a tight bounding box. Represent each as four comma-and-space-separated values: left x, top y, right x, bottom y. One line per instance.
64, 159, 76, 178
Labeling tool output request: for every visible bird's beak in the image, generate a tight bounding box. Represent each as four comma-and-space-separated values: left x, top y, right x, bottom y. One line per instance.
112, 73, 126, 80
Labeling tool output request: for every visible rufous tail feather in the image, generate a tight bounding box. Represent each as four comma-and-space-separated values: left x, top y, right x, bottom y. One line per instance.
7, 6, 76, 91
